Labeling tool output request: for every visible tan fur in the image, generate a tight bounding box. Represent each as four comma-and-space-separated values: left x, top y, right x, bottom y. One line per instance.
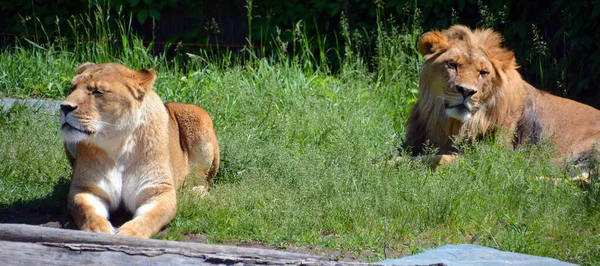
60, 62, 219, 238
405, 25, 600, 164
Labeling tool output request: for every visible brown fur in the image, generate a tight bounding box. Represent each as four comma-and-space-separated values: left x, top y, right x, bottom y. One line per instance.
60, 62, 219, 238
405, 25, 600, 164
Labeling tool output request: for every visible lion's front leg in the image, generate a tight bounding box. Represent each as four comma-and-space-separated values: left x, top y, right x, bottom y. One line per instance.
388, 154, 460, 169
68, 191, 115, 234
422, 154, 461, 168
117, 186, 177, 238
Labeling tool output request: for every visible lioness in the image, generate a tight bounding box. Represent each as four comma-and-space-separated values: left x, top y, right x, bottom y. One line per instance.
403, 25, 600, 167
60, 62, 220, 238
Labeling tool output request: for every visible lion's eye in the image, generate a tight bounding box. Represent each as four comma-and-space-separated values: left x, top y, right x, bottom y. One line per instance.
479, 70, 489, 77
446, 61, 458, 69
92, 90, 103, 96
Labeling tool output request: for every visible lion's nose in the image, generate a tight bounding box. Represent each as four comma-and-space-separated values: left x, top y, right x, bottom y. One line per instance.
60, 104, 77, 115
456, 85, 477, 98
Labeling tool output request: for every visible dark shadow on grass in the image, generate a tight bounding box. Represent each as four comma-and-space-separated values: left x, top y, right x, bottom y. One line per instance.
0, 177, 132, 229
0, 177, 74, 229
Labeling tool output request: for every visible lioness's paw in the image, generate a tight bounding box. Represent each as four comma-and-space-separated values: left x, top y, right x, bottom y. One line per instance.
116, 223, 147, 238
81, 219, 115, 234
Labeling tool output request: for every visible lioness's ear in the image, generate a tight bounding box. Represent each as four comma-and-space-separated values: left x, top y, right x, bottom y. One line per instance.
418, 31, 449, 56
76, 62, 95, 74
137, 68, 156, 92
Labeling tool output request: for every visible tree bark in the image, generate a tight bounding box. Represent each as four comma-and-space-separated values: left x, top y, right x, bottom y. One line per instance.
0, 224, 373, 265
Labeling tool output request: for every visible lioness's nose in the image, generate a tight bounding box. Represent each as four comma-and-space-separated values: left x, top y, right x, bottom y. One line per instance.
60, 104, 77, 115
456, 85, 477, 98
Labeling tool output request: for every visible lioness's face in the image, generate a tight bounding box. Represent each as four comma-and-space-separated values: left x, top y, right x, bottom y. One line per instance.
431, 45, 495, 122
60, 63, 155, 144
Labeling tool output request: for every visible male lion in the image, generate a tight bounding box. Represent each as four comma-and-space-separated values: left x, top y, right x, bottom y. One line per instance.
60, 62, 220, 238
403, 25, 600, 167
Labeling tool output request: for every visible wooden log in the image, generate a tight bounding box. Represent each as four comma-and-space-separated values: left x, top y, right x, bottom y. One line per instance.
0, 224, 375, 265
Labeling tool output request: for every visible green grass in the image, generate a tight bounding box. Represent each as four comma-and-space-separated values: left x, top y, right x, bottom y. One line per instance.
0, 105, 71, 213
1, 6, 600, 265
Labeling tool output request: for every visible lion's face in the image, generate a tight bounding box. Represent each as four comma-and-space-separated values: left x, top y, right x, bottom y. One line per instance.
417, 26, 515, 124
60, 63, 156, 144
426, 46, 495, 122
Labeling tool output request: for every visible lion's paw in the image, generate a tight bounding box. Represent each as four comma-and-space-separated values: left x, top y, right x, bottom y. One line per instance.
192, 185, 210, 198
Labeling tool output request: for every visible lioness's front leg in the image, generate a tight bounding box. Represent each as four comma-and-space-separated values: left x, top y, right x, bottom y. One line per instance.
116, 186, 177, 238
68, 190, 115, 234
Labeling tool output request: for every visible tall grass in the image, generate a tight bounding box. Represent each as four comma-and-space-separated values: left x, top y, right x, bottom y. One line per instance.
0, 3, 599, 265
0, 3, 165, 99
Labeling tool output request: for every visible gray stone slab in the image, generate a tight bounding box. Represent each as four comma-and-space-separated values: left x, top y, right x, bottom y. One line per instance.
0, 98, 61, 113
379, 244, 577, 266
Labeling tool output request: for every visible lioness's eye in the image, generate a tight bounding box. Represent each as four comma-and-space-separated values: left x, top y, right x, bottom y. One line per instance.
446, 61, 458, 69
479, 70, 489, 77
92, 90, 103, 96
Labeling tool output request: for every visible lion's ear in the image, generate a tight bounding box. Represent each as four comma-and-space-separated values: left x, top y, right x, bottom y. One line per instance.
75, 62, 95, 74
477, 29, 518, 71
418, 31, 449, 56
136, 68, 156, 92
490, 50, 518, 72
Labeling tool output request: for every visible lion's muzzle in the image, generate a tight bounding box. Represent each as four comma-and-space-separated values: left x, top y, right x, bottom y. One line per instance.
456, 84, 477, 98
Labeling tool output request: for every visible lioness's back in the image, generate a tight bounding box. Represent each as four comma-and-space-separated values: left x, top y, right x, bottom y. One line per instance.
166, 102, 220, 183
